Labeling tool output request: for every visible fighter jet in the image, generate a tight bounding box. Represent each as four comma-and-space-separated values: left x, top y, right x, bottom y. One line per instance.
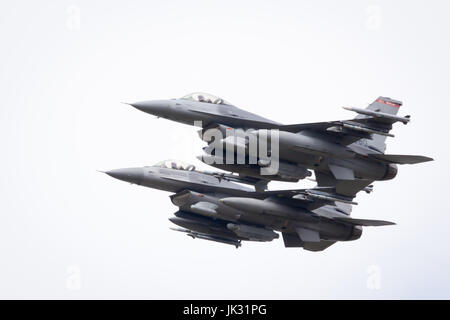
128, 93, 433, 191
104, 159, 394, 252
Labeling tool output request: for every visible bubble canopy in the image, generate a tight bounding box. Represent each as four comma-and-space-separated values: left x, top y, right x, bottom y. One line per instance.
181, 92, 232, 105
154, 159, 196, 171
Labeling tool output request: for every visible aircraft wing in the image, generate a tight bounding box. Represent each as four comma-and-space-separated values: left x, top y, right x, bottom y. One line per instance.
193, 112, 399, 146
279, 118, 399, 145
193, 109, 363, 144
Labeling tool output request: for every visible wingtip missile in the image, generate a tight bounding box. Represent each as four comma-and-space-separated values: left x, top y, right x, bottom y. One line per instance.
343, 106, 411, 124
303, 189, 358, 205
170, 227, 190, 233
169, 225, 242, 248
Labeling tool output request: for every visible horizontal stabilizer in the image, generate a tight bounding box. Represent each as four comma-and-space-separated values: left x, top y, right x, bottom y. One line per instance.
368, 154, 433, 164
333, 217, 395, 226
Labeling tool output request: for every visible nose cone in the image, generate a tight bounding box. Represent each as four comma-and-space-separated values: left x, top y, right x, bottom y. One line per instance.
129, 100, 172, 117
105, 167, 144, 185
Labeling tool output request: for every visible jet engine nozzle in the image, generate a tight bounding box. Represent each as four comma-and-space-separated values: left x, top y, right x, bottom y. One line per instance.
381, 163, 398, 181
347, 226, 363, 241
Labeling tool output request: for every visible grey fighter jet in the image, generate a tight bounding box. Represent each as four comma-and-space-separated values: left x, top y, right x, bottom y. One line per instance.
104, 160, 394, 252
128, 93, 433, 191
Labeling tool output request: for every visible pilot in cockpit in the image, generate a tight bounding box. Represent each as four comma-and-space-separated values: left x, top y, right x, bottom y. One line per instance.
197, 95, 212, 103
181, 93, 231, 106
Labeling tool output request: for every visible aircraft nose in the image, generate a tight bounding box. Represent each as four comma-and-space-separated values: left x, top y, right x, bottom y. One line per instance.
105, 167, 144, 184
129, 100, 171, 117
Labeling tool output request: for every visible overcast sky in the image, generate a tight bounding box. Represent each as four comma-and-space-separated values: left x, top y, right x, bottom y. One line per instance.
0, 0, 449, 299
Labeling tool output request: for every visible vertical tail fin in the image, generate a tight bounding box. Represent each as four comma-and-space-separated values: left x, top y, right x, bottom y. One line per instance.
355, 97, 402, 153
356, 97, 402, 117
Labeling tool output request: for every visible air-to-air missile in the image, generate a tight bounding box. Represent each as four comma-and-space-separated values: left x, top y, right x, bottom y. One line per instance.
170, 227, 242, 248
127, 93, 433, 189
104, 159, 394, 252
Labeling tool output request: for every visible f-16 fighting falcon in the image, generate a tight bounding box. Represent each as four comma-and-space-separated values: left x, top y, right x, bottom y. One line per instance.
127, 93, 433, 192
104, 160, 394, 252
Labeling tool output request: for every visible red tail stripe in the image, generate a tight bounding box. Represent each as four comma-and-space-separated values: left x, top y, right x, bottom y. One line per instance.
376, 99, 401, 108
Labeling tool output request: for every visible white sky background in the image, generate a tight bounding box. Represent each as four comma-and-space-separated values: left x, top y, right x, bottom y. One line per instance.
0, 0, 449, 299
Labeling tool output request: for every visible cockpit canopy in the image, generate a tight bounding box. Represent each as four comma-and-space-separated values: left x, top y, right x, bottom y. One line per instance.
181, 92, 232, 105
154, 159, 196, 171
